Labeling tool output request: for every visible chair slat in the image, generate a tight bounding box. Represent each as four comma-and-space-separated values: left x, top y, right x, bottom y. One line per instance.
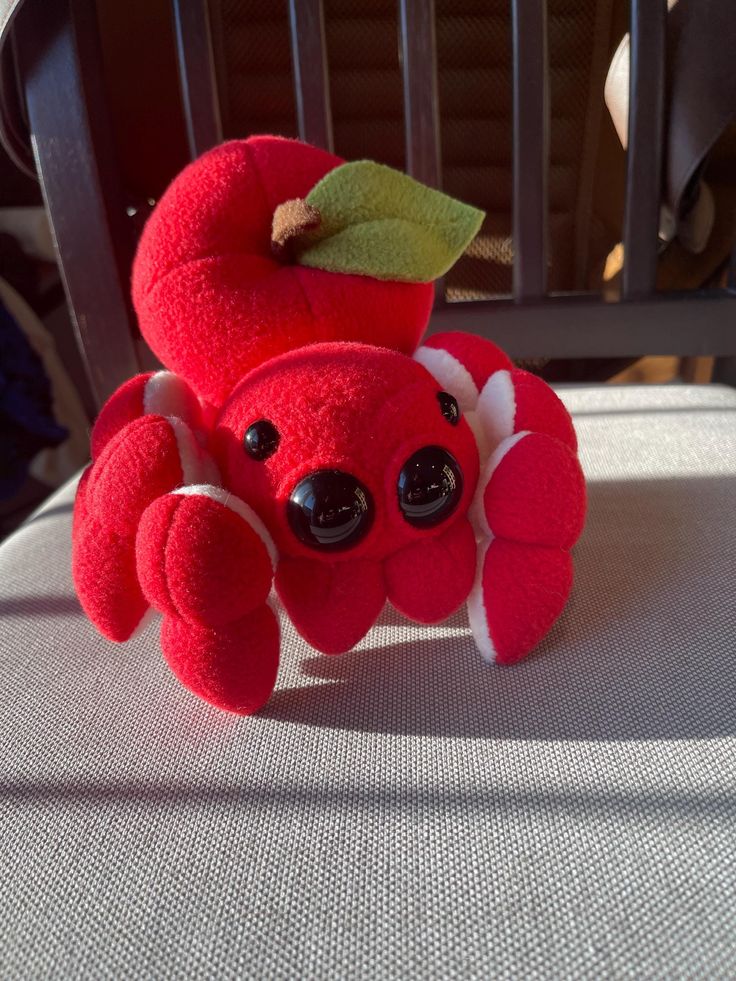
15, 0, 139, 410
288, 0, 333, 152
172, 0, 222, 160
622, 0, 666, 299
511, 0, 549, 302
429, 293, 736, 359
399, 0, 441, 189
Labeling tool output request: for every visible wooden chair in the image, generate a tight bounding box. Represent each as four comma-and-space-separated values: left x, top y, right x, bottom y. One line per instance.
0, 1, 734, 976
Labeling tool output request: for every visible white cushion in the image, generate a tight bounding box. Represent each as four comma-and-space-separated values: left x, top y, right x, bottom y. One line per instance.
1, 384, 734, 977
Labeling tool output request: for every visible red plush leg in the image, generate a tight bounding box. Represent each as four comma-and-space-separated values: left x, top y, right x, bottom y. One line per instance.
138, 486, 279, 714
276, 557, 385, 655
477, 369, 577, 452
419, 332, 513, 395
136, 486, 275, 627
72, 415, 210, 641
384, 517, 476, 623
467, 538, 573, 664
73, 518, 150, 642
161, 604, 280, 714
475, 432, 586, 550
91, 371, 203, 461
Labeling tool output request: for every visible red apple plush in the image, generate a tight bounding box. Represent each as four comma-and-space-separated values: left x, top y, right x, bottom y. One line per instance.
132, 137, 438, 409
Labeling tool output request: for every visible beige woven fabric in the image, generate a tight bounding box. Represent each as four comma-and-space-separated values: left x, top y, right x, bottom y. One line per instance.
1, 384, 735, 978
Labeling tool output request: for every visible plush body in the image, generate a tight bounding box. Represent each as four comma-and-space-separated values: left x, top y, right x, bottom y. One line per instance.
72, 136, 586, 714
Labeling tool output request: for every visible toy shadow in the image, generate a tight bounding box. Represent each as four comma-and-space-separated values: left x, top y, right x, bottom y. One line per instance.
263, 475, 736, 741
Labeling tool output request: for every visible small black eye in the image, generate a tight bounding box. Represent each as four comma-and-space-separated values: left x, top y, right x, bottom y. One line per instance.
437, 391, 460, 425
244, 419, 280, 461
397, 446, 463, 528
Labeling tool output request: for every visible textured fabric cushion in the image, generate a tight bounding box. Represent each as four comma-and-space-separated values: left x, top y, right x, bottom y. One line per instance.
1, 383, 735, 978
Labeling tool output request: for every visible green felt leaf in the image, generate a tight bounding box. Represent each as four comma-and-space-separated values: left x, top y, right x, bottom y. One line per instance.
296, 160, 485, 282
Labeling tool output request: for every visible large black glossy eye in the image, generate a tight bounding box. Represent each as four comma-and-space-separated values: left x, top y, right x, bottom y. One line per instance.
397, 446, 463, 528
244, 420, 280, 461
288, 470, 375, 551
437, 391, 460, 425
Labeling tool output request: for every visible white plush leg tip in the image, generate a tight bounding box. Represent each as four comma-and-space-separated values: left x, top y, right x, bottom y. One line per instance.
144, 371, 199, 423
477, 370, 515, 449
466, 538, 497, 664
414, 346, 479, 412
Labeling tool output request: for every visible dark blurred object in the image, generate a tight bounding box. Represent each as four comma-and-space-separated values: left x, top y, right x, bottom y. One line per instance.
0, 141, 39, 207
95, 0, 190, 201
0, 297, 67, 499
211, 0, 298, 147
0, 226, 64, 316
0, 229, 34, 296
0, 0, 35, 178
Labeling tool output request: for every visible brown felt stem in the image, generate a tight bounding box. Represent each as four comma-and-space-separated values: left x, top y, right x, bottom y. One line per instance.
271, 198, 322, 261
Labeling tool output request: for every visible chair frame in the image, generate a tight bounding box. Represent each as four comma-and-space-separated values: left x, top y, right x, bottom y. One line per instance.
8, 0, 736, 408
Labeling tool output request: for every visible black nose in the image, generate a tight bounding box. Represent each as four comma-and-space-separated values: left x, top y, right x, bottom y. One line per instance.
397, 446, 463, 528
288, 470, 375, 551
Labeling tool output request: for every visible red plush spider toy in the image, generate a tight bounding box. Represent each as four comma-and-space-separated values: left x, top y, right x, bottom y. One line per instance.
72, 136, 586, 714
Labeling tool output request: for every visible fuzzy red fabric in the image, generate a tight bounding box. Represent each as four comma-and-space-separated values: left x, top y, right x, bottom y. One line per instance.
132, 137, 434, 408
477, 539, 574, 664
423, 331, 513, 390
504, 370, 578, 452
215, 342, 479, 557
384, 517, 476, 623
91, 371, 204, 460
90, 373, 156, 461
73, 415, 190, 640
73, 465, 148, 642
275, 557, 386, 655
136, 489, 278, 714
481, 433, 586, 549
161, 604, 280, 715
467, 392, 586, 664
214, 341, 480, 652
136, 492, 274, 627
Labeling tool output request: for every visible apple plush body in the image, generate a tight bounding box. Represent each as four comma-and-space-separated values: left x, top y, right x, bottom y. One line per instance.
72, 137, 586, 714
132, 137, 434, 409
